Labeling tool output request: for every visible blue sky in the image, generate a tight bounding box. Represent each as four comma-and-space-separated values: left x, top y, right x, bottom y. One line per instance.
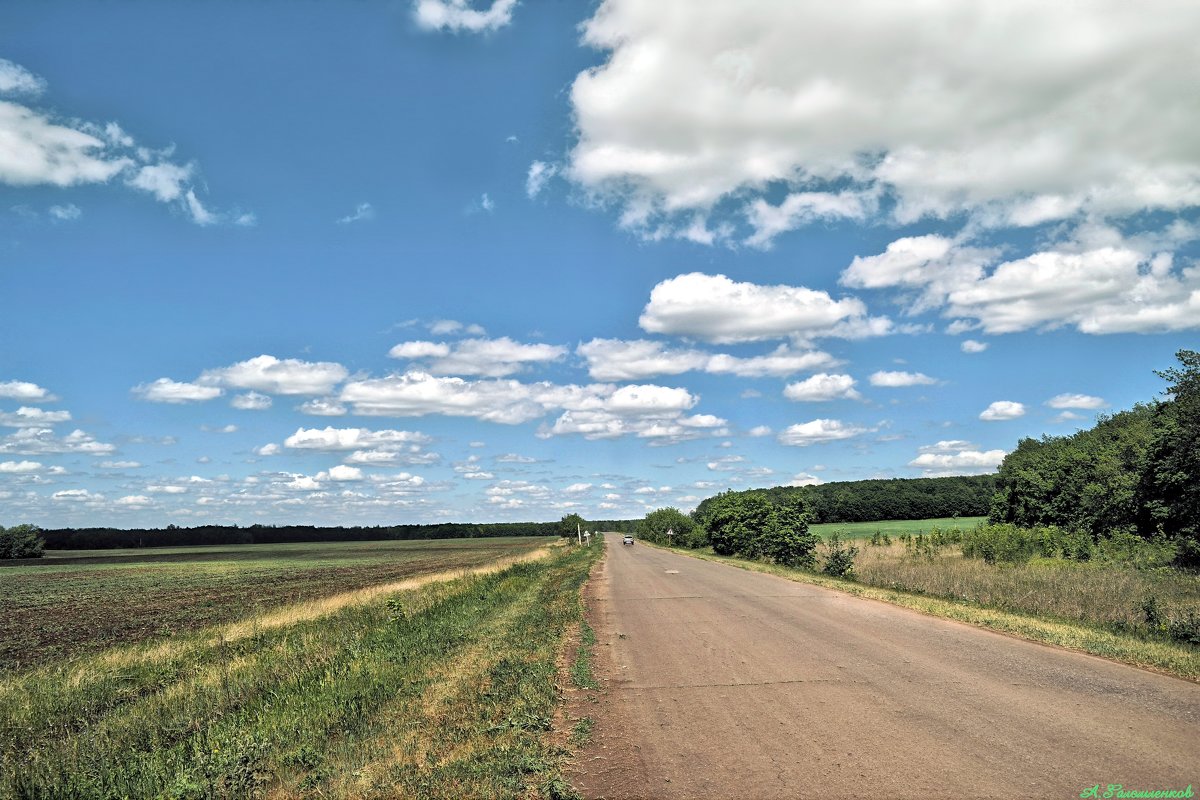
1, 1, 1197, 527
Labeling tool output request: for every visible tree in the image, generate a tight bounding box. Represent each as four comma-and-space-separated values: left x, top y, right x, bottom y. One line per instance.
637, 507, 702, 547
1138, 350, 1200, 568
0, 524, 45, 559
557, 513, 587, 540
759, 495, 819, 568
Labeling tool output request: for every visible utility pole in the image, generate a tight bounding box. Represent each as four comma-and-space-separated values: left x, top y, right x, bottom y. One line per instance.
577, 522, 582, 546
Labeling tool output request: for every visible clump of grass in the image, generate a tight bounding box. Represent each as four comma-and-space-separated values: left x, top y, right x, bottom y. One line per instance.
569, 619, 599, 691
0, 544, 600, 800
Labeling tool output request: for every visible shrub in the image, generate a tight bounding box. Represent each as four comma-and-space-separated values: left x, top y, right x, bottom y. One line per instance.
821, 533, 858, 579
637, 507, 702, 548
0, 524, 44, 559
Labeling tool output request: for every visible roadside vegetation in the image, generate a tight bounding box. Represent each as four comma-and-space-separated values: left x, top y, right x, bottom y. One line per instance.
0, 540, 600, 799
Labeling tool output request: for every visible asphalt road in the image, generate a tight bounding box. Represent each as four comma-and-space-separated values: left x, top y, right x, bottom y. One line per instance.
567, 541, 1200, 800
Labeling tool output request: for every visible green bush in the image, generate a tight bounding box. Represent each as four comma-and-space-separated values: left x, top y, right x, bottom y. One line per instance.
821, 533, 858, 579
0, 524, 44, 559
699, 490, 817, 566
637, 507, 703, 548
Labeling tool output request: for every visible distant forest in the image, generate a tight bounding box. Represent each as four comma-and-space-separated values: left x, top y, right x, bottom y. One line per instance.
693, 474, 996, 526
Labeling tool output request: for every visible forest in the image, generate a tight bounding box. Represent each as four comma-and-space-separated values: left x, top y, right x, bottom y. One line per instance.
989, 349, 1199, 568
692, 474, 996, 526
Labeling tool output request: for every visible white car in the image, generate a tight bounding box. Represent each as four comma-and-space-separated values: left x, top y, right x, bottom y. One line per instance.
622, 535, 635, 546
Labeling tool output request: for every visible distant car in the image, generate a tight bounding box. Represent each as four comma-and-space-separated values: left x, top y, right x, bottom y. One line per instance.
622, 535, 635, 546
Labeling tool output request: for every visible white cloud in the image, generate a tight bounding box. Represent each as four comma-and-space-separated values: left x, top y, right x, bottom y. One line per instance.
0, 381, 56, 402
52, 489, 102, 502
0, 59, 46, 95
747, 425, 772, 437
788, 473, 824, 487
317, 465, 364, 482
96, 460, 141, 469
526, 161, 558, 198
115, 495, 153, 507
128, 162, 193, 202
49, 203, 81, 221
428, 319, 486, 336
231, 392, 272, 411
0, 101, 130, 187
639, 273, 884, 344
0, 460, 42, 473
298, 398, 347, 416
255, 443, 281, 457
134, 378, 222, 404
1046, 393, 1107, 410
961, 339, 988, 354
908, 447, 1007, 474
568, 1, 1200, 239
146, 485, 188, 494
390, 337, 566, 377
0, 428, 114, 456
979, 401, 1026, 421
745, 191, 875, 248
413, 0, 517, 33
578, 338, 836, 381
200, 355, 349, 395
869, 370, 937, 387
564, 482, 593, 493
783, 373, 860, 402
0, 407, 71, 427
337, 202, 374, 224
777, 419, 870, 446
283, 427, 432, 452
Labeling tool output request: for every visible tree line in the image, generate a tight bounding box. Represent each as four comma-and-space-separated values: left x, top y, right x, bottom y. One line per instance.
990, 349, 1199, 569
692, 474, 995, 526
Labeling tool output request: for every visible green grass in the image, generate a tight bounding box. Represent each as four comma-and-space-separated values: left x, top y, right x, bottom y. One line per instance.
0, 541, 601, 799
809, 516, 986, 540
0, 537, 550, 672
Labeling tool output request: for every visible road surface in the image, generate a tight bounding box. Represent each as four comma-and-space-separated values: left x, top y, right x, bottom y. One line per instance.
567, 541, 1200, 800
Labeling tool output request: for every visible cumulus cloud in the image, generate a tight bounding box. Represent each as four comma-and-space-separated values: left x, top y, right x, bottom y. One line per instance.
777, 419, 871, 446
568, 1, 1200, 240
578, 338, 837, 381
639, 273, 886, 344
908, 441, 1007, 475
745, 191, 876, 248
0, 460, 42, 473
869, 370, 937, 387
134, 378, 222, 404
851, 228, 1200, 336
782, 374, 860, 402
282, 427, 432, 452
747, 425, 772, 437
297, 398, 347, 416
0, 407, 71, 427
979, 401, 1026, 421
788, 473, 824, 487
200, 355, 349, 396
0, 61, 241, 224
0, 381, 56, 402
389, 337, 566, 377
231, 392, 272, 411
961, 340, 988, 354
1046, 393, 1107, 410
428, 319, 486, 336
413, 0, 517, 33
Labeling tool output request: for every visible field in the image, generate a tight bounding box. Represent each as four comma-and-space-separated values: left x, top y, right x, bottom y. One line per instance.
0, 537, 551, 673
809, 516, 986, 540
0, 538, 601, 799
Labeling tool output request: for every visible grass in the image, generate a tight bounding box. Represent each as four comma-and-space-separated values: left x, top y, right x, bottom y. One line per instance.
809, 516, 986, 540
0, 539, 601, 799
0, 537, 551, 672
646, 537, 1200, 681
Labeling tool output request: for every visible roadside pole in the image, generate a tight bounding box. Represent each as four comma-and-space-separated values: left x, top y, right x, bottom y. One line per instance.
577, 523, 582, 546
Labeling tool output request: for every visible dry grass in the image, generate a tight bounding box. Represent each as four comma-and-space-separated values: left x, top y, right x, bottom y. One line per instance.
855, 542, 1199, 633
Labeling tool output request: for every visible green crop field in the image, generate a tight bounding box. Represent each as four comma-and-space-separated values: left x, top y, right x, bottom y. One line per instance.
809, 516, 986, 540
0, 537, 551, 672
0, 540, 602, 799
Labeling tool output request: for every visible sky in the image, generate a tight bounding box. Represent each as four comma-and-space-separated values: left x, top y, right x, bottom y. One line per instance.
1, 0, 1197, 528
